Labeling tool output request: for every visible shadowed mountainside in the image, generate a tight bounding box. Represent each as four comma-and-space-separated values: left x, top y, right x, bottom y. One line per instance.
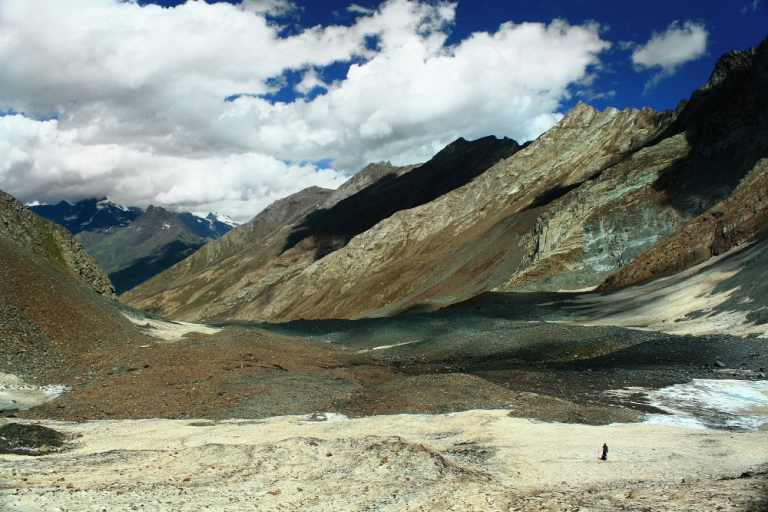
76, 206, 209, 294
122, 138, 521, 319
282, 136, 522, 258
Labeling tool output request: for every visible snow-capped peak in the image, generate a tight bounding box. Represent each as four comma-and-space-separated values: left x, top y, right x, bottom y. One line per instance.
96, 197, 130, 212
207, 212, 239, 227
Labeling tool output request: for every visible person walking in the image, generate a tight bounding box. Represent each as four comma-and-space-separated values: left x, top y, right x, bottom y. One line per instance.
599, 443, 608, 461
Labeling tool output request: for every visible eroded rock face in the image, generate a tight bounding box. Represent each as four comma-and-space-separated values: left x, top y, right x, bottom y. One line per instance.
125, 39, 768, 322
597, 40, 768, 290
0, 190, 116, 298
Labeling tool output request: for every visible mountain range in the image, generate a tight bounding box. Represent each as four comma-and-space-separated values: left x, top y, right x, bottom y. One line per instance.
122, 39, 768, 327
30, 198, 238, 294
3, 34, 768, 512
30, 198, 237, 239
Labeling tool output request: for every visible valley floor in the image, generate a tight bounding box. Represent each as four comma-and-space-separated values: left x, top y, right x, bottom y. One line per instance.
2, 412, 767, 511
2, 295, 767, 510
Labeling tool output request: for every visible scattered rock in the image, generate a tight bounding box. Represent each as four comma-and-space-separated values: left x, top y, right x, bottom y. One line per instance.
0, 423, 65, 456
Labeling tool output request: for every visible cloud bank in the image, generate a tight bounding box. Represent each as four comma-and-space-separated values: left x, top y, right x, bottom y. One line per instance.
632, 20, 708, 91
0, 0, 610, 221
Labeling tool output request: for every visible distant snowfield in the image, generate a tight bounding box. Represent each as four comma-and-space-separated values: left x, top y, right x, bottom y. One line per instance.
2, 409, 766, 510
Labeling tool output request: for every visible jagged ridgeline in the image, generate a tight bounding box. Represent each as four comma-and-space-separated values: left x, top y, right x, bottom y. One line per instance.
124, 39, 768, 323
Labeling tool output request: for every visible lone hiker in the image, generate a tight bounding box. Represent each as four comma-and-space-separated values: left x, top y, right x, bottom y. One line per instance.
600, 443, 608, 461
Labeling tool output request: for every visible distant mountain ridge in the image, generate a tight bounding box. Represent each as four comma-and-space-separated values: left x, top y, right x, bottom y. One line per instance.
30, 198, 238, 238
175, 211, 238, 240
30, 198, 142, 235
76, 206, 209, 295
30, 198, 240, 293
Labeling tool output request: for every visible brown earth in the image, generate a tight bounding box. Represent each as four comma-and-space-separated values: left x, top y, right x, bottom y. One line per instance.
6, 309, 767, 428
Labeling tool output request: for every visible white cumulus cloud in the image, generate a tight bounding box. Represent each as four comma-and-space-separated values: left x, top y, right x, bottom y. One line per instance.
631, 20, 708, 91
0, 0, 610, 221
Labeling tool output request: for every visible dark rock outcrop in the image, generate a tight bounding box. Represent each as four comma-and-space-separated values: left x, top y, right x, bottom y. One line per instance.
0, 423, 65, 456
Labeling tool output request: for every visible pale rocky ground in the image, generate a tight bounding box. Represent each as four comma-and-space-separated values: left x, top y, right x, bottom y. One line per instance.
560, 239, 768, 338
2, 411, 767, 511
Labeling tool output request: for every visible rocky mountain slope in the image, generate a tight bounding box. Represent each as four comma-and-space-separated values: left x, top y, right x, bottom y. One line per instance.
0, 189, 148, 380
122, 137, 521, 319
118, 186, 342, 317
0, 190, 115, 299
76, 206, 209, 294
124, 39, 768, 324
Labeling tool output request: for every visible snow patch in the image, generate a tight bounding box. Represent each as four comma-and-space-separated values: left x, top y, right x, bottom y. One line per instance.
0, 373, 68, 411
607, 379, 768, 431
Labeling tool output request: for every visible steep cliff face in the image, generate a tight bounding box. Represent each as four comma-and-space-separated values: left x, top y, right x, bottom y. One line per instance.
597, 41, 768, 290
0, 189, 116, 298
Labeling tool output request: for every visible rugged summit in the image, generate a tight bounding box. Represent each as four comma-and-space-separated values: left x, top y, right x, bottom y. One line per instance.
124, 40, 768, 323
77, 206, 209, 294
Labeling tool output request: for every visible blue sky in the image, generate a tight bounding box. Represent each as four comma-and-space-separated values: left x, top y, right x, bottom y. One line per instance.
0, 0, 766, 220
140, 0, 768, 112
